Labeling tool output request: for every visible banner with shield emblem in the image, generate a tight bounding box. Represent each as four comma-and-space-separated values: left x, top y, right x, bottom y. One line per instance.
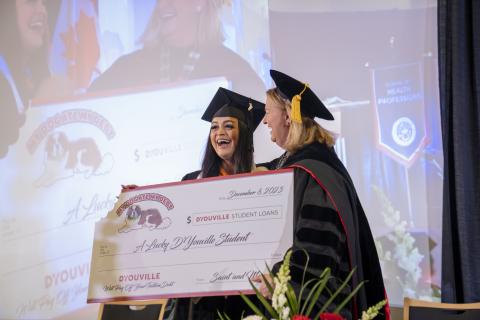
372, 63, 429, 167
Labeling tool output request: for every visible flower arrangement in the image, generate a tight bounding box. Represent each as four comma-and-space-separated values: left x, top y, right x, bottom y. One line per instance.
218, 250, 386, 320
372, 185, 439, 301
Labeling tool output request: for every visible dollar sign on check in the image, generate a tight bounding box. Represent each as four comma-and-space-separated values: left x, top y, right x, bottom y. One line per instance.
187, 216, 191, 224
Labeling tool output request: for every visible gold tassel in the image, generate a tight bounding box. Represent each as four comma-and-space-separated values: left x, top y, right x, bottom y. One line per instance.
290, 83, 309, 124
291, 94, 302, 123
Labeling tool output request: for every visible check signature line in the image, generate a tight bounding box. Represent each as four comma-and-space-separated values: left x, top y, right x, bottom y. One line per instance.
196, 279, 254, 284
97, 257, 280, 273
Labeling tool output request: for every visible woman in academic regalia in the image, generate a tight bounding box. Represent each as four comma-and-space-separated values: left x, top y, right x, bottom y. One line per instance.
173, 87, 266, 320
121, 87, 266, 319
255, 70, 390, 320
182, 87, 266, 181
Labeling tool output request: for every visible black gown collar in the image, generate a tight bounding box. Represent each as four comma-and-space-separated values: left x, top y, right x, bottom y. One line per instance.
280, 142, 349, 181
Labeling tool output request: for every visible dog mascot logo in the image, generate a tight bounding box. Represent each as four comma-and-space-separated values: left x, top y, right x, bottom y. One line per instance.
116, 193, 175, 233
26, 109, 116, 187
118, 204, 172, 233
34, 131, 114, 187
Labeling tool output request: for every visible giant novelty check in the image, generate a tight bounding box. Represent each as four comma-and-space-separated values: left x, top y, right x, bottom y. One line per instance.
87, 169, 294, 303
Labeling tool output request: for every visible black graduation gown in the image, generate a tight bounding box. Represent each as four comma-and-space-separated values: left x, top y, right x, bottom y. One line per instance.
181, 170, 201, 181
88, 44, 265, 100
267, 142, 390, 320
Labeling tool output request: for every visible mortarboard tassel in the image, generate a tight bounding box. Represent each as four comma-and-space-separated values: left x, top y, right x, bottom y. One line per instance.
290, 83, 309, 123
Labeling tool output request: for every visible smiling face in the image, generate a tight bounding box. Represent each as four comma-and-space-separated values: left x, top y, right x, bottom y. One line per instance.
210, 116, 239, 163
155, 0, 204, 48
16, 0, 48, 53
263, 94, 290, 149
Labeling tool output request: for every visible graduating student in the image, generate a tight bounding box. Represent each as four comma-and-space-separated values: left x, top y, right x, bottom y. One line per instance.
173, 87, 265, 319
257, 70, 390, 320
0, 0, 71, 158
0, 0, 50, 157
120, 87, 265, 319
182, 86, 265, 180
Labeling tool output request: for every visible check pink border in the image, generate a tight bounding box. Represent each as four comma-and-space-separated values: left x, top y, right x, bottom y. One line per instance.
90, 168, 293, 304
87, 289, 256, 304
122, 168, 294, 193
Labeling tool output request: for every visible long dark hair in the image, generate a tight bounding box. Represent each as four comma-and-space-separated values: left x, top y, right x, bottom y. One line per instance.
200, 119, 254, 178
0, 1, 51, 103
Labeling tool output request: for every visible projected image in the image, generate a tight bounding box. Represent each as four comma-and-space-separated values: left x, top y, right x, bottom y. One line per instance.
0, 0, 441, 319
88, 0, 266, 98
0, 0, 74, 159
0, 1, 270, 319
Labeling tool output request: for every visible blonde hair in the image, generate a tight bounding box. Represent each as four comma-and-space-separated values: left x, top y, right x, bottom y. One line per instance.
266, 89, 336, 153
140, 0, 226, 48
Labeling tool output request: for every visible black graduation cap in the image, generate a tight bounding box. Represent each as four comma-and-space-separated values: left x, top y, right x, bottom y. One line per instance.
270, 69, 334, 121
202, 87, 265, 131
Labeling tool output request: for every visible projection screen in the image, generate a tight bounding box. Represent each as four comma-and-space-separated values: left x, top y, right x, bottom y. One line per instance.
0, 0, 441, 318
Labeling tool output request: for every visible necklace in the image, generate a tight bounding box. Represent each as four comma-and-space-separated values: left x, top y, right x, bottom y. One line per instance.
158, 46, 201, 82
275, 152, 290, 169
